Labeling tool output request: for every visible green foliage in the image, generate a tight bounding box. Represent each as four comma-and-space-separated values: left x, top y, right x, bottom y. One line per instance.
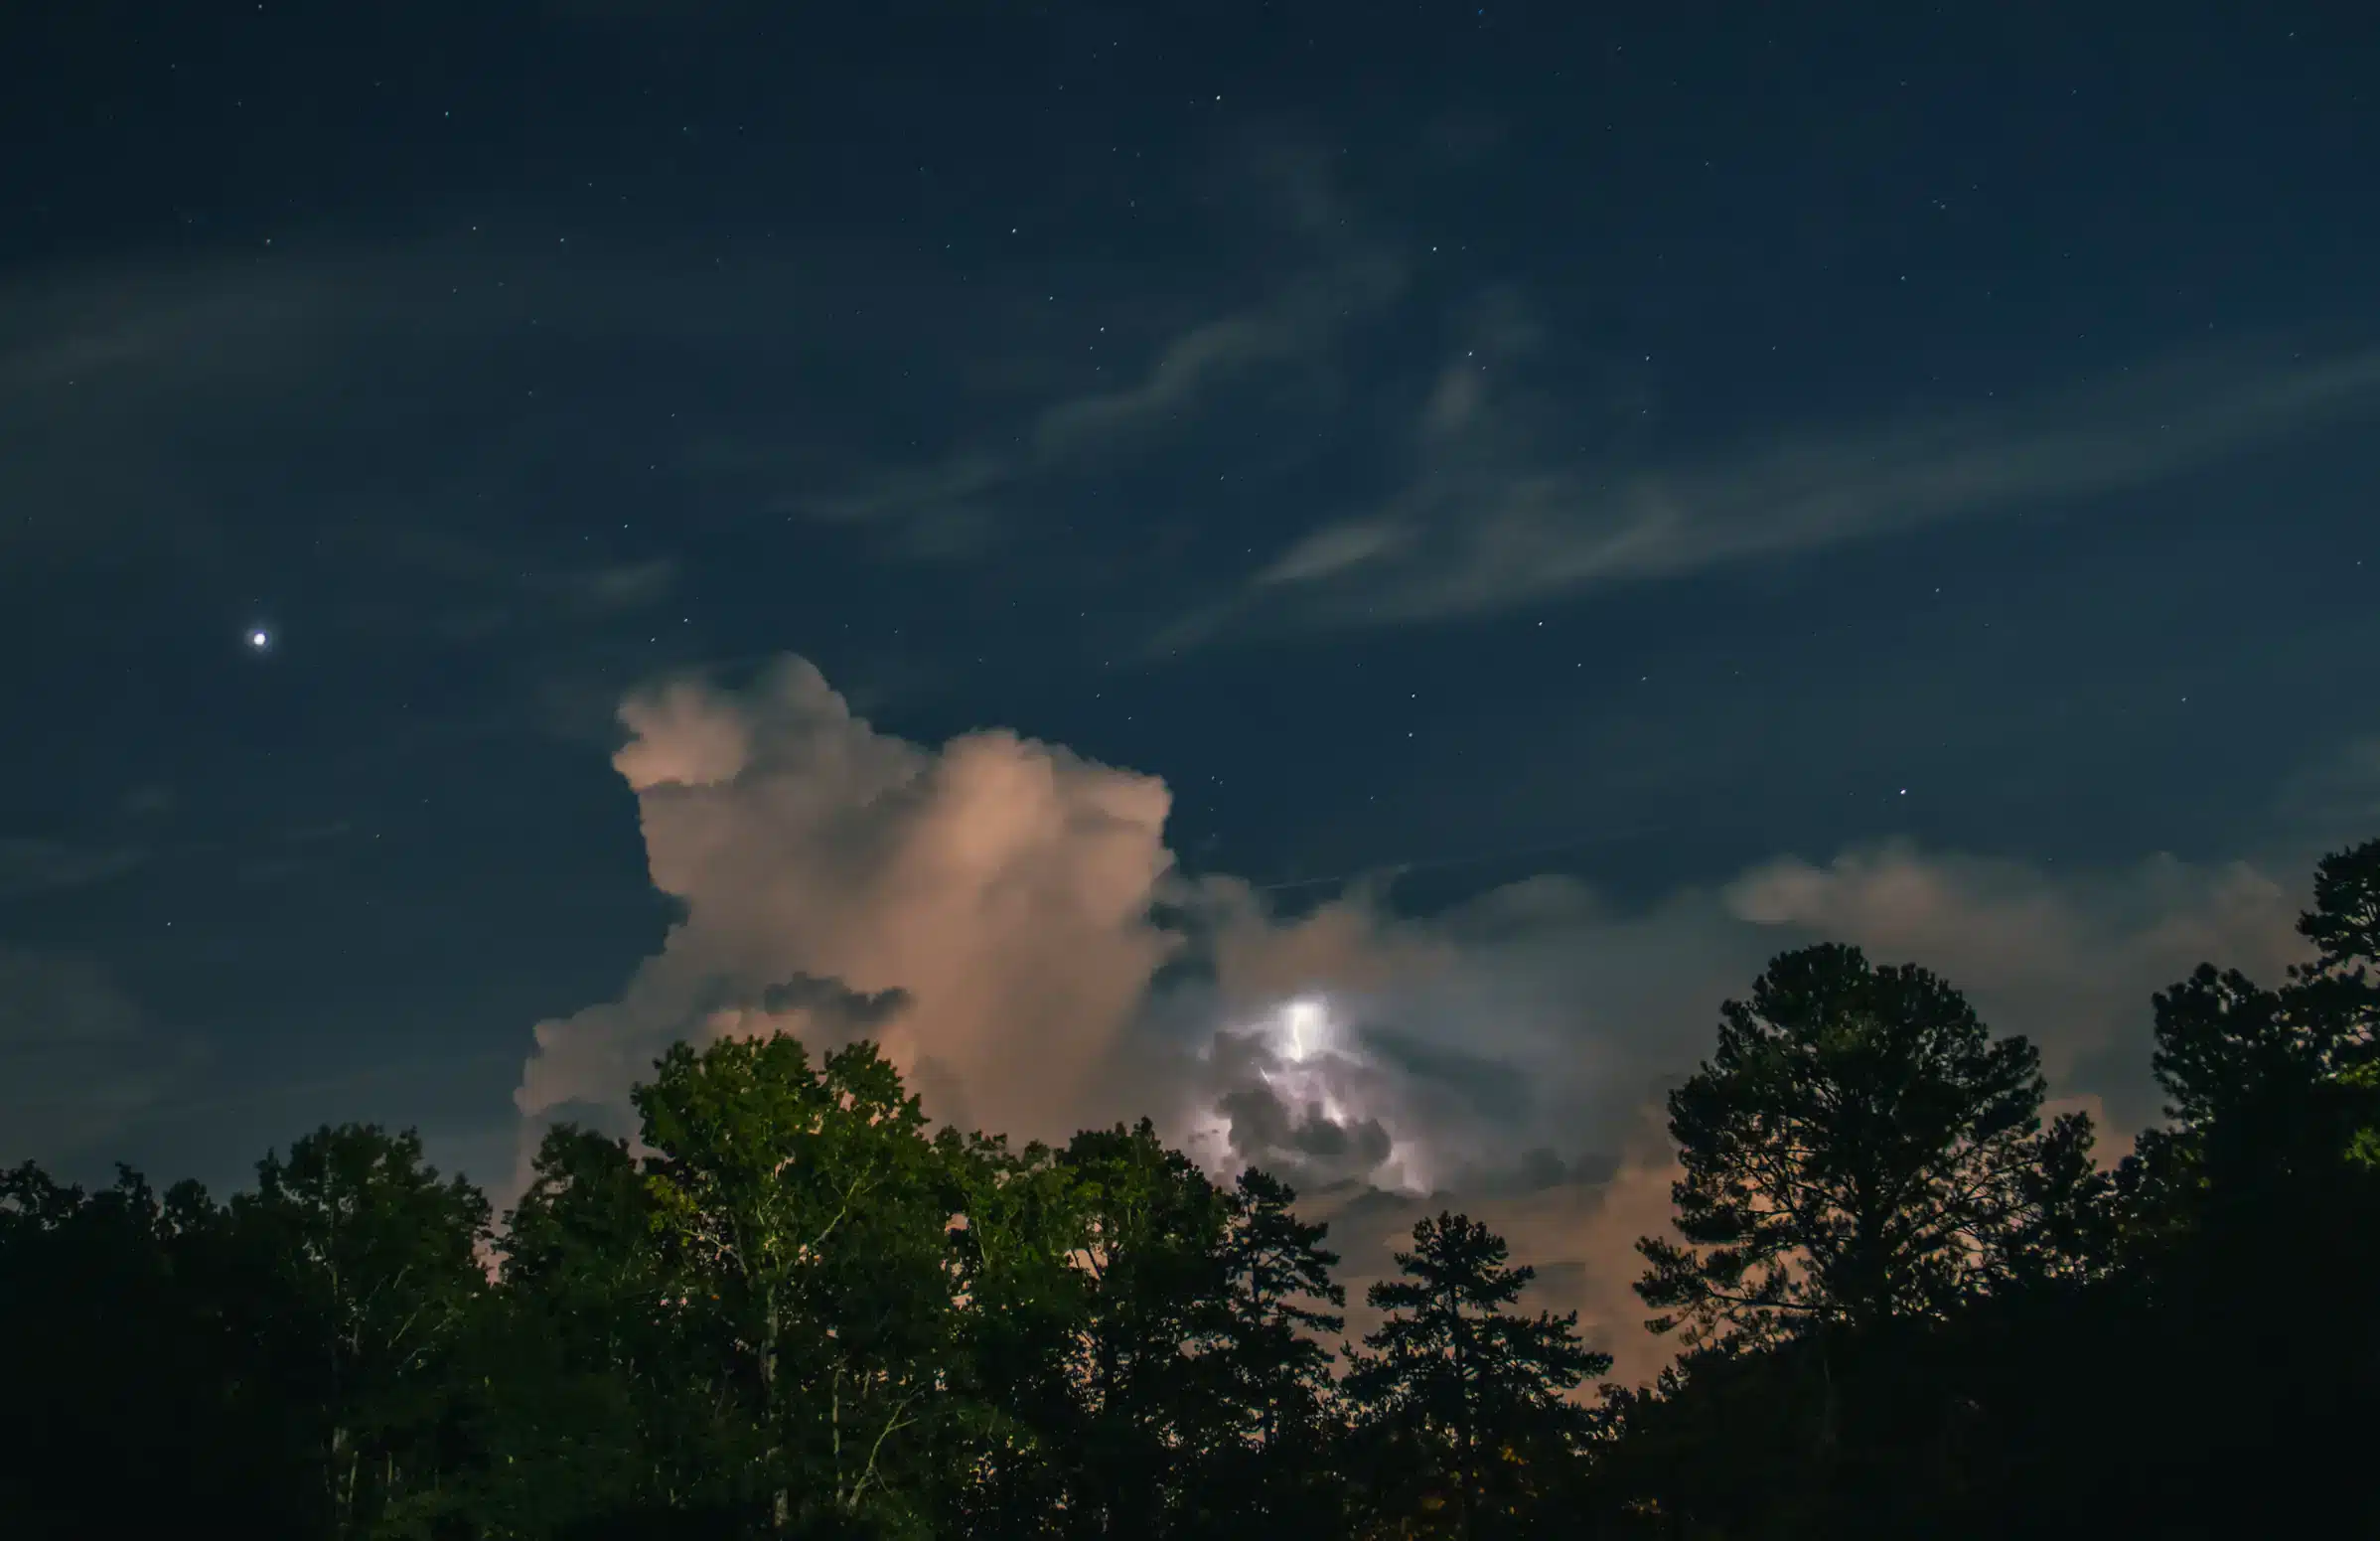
2346, 1062, 2380, 1169
1048, 1118, 1234, 1536
634, 1033, 961, 1537
470, 1126, 746, 1533
227, 1124, 494, 1538
920, 1133, 1088, 1538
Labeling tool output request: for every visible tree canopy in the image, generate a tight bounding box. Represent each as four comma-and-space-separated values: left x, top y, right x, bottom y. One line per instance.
6, 838, 2376, 1538
1634, 943, 2108, 1351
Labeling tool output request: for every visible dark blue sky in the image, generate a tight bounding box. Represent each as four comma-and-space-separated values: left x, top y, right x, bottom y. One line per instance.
4, 0, 2376, 1200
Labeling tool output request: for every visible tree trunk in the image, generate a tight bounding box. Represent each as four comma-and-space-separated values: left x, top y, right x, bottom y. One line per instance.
760, 1286, 789, 1533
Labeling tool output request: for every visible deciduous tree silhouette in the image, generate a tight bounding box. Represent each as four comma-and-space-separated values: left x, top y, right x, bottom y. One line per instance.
0, 1163, 242, 1530
471, 1125, 747, 1533
636, 1033, 960, 1537
227, 1124, 491, 1538
1050, 1119, 1234, 1538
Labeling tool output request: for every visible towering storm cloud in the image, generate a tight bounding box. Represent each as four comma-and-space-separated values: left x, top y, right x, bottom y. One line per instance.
517, 654, 2318, 1378
516, 656, 1180, 1156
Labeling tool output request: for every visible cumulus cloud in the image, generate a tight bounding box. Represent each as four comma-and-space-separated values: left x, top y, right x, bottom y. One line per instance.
516, 656, 1181, 1161
517, 654, 2322, 1378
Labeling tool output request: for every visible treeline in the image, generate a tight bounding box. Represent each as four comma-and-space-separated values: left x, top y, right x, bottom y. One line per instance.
4, 839, 2375, 1539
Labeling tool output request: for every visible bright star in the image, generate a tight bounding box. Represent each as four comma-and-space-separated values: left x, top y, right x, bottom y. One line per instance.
247, 629, 271, 651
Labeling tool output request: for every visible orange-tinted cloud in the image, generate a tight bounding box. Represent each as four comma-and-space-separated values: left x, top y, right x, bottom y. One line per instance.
516, 656, 1179, 1166
517, 654, 2320, 1381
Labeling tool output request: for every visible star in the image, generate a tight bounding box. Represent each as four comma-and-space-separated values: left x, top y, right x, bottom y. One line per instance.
247, 629, 272, 652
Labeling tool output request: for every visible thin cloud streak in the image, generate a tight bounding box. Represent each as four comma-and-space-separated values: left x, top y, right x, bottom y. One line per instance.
791, 250, 1407, 557
1178, 339, 2380, 644
0, 839, 149, 903
1030, 255, 1405, 461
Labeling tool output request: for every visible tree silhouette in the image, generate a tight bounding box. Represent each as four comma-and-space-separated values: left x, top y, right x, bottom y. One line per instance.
1345, 1211, 1605, 1539
1050, 1118, 1234, 1538
226, 1124, 492, 1538
1196, 1168, 1349, 1534
931, 1129, 1098, 1539
2105, 838, 2380, 1534
2287, 836, 2380, 1167
1217, 1167, 1344, 1444
471, 1125, 747, 1534
15, 834, 2380, 1535
0, 1163, 243, 1529
1634, 943, 2095, 1351
636, 1033, 960, 1536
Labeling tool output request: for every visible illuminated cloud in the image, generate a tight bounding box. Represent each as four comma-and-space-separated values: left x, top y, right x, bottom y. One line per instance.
517, 653, 2322, 1377
515, 655, 1181, 1165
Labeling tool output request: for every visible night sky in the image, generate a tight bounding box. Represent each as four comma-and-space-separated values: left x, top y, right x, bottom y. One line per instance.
5, 1, 2376, 1373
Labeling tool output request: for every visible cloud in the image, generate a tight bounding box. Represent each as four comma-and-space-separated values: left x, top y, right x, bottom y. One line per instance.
1294, 1125, 1685, 1385
0, 237, 901, 592
0, 948, 193, 1165
515, 656, 1182, 1167
788, 247, 1406, 558
325, 525, 682, 642
791, 453, 1014, 561
2275, 733, 2380, 842
1255, 521, 1410, 586
516, 654, 2327, 1379
1165, 842, 2306, 1378
1031, 256, 1402, 460
1717, 844, 2309, 1118
1203, 337, 2380, 639
540, 557, 681, 616
0, 839, 147, 903
0, 256, 361, 573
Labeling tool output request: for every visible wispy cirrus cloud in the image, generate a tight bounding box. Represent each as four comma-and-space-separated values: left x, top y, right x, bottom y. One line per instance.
0, 839, 148, 903
1029, 254, 1404, 461
0, 948, 197, 1164
771, 246, 1406, 561
1167, 334, 2380, 645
